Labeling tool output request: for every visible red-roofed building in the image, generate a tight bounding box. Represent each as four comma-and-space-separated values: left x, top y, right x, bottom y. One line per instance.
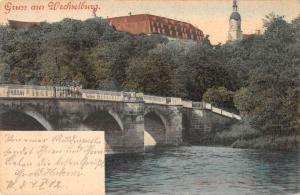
7, 14, 205, 41
8, 20, 40, 30
107, 14, 204, 41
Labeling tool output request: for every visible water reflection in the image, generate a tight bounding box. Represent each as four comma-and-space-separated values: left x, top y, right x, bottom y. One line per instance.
241, 150, 300, 194
106, 146, 300, 195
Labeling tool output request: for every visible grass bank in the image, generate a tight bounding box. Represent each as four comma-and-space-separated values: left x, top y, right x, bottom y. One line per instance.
213, 122, 299, 151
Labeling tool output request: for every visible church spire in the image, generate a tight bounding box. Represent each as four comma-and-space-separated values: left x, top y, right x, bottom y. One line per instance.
233, 0, 238, 12
228, 0, 243, 42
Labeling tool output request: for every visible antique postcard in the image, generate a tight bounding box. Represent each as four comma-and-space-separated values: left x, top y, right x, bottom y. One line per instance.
0, 0, 299, 194
0, 131, 105, 195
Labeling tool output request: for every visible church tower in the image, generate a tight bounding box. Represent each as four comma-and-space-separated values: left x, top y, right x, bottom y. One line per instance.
228, 0, 243, 42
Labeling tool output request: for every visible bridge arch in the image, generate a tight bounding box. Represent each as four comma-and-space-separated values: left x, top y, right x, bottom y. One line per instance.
144, 110, 168, 146
0, 109, 53, 131
82, 109, 124, 153
82, 109, 124, 131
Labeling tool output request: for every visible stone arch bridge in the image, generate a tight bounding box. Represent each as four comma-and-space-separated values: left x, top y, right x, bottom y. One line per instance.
0, 85, 241, 154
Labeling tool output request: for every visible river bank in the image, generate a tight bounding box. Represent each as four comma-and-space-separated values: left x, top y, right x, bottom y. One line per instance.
211, 122, 300, 151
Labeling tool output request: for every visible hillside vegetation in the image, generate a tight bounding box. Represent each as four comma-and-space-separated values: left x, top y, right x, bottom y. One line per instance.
0, 14, 299, 150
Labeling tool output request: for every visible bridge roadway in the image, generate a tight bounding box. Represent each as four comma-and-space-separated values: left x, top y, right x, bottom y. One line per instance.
0, 84, 241, 154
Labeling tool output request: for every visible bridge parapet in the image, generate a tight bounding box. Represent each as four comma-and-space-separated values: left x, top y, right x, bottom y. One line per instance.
143, 94, 167, 105
0, 84, 241, 120
183, 101, 241, 120
122, 92, 144, 102
167, 97, 182, 105
182, 100, 193, 108
200, 102, 241, 120
81, 90, 144, 102
0, 85, 144, 102
81, 89, 123, 102
142, 95, 182, 106
0, 84, 81, 98
192, 102, 207, 109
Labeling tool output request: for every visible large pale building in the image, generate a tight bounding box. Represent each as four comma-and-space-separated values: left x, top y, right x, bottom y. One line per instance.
107, 14, 205, 41
228, 0, 243, 42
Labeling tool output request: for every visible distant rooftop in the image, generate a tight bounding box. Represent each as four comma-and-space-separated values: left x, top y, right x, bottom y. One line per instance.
7, 14, 205, 41
8, 20, 40, 30
106, 14, 205, 41
107, 14, 199, 29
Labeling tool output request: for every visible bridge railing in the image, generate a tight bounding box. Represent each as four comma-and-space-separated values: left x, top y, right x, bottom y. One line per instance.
122, 92, 144, 102
202, 102, 212, 109
143, 95, 167, 105
182, 100, 193, 108
0, 84, 82, 98
142, 95, 182, 105
168, 97, 182, 105
200, 102, 241, 120
0, 84, 242, 120
81, 89, 123, 102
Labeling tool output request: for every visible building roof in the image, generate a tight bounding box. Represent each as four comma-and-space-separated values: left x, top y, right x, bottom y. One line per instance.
107, 14, 204, 41
230, 12, 241, 21
7, 14, 205, 41
108, 14, 199, 29
8, 20, 40, 30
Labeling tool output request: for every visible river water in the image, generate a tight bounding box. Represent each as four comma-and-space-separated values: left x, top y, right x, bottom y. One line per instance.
106, 146, 300, 195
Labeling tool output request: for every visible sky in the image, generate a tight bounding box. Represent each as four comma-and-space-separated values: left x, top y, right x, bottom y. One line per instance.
1, 0, 300, 43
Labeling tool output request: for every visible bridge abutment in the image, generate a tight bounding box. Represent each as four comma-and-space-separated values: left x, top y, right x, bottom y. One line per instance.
183, 103, 239, 144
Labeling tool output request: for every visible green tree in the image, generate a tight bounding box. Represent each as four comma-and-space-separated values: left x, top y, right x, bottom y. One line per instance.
203, 87, 235, 111
233, 14, 300, 137
125, 50, 173, 96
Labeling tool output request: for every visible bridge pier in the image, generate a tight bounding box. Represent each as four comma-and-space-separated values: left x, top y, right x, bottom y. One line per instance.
56, 100, 145, 154
114, 102, 144, 154
144, 104, 183, 146
165, 106, 182, 145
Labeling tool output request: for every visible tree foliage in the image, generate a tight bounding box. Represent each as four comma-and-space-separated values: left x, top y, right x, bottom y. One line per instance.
232, 15, 300, 137
203, 87, 235, 111
0, 15, 299, 138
